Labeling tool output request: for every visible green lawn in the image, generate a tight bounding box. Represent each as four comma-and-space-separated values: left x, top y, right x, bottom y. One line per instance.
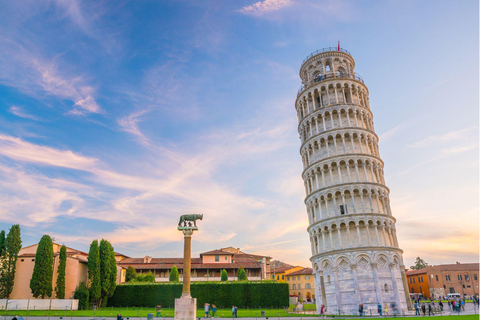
0, 308, 477, 319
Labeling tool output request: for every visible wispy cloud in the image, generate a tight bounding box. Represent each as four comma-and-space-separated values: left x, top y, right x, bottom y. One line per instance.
408, 127, 477, 148
238, 0, 292, 16
117, 109, 151, 146
8, 106, 41, 121
379, 119, 414, 142
0, 38, 102, 115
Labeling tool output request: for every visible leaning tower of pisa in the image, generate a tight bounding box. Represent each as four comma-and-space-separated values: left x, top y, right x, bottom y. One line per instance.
296, 48, 412, 314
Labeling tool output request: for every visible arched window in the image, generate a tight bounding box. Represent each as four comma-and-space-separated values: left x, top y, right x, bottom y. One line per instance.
384, 283, 389, 293
293, 284, 296, 290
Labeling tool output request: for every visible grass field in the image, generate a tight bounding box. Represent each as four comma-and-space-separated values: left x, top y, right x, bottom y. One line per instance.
0, 307, 478, 319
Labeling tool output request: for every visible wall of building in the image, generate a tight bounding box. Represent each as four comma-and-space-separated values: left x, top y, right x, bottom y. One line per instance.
406, 272, 430, 299
427, 264, 479, 298
10, 256, 36, 299
202, 255, 232, 263
287, 274, 315, 302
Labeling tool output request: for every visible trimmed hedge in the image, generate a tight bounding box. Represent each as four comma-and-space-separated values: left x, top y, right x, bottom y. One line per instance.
107, 282, 289, 308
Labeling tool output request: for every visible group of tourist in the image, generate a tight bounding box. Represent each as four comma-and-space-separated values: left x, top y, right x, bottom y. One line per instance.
203, 303, 218, 318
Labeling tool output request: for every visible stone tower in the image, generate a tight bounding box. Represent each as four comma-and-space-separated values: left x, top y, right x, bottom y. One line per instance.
295, 47, 412, 314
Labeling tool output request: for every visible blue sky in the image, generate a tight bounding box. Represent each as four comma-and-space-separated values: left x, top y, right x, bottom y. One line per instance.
0, 0, 478, 267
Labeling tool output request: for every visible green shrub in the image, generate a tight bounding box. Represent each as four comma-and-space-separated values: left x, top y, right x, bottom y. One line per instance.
143, 272, 155, 283
237, 266, 247, 281
169, 266, 179, 282
73, 282, 90, 310
221, 269, 228, 282
107, 281, 288, 308
125, 266, 136, 282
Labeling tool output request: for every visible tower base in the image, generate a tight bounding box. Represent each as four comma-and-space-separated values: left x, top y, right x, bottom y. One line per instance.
175, 294, 197, 320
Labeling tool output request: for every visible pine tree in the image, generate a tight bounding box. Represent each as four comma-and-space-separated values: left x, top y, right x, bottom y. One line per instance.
99, 239, 117, 306
55, 245, 67, 299
88, 240, 101, 305
0, 224, 22, 298
169, 266, 179, 282
30, 235, 54, 298
0, 230, 6, 255
125, 266, 136, 282
221, 269, 228, 281
410, 257, 429, 270
237, 266, 248, 281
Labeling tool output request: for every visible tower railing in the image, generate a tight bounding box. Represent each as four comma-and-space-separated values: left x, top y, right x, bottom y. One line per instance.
301, 47, 352, 65
297, 73, 365, 96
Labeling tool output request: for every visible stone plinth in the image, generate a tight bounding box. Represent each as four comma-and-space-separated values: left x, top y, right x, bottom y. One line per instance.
174, 294, 197, 320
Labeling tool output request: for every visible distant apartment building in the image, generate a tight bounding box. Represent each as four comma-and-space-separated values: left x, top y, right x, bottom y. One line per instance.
406, 262, 479, 299
286, 268, 315, 302
118, 247, 271, 282
11, 243, 127, 299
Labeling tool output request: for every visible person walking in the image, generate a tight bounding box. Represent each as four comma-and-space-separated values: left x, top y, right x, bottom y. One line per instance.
447, 300, 451, 311
421, 304, 426, 316
155, 305, 162, 318
358, 304, 364, 316
211, 304, 217, 318
461, 299, 465, 311
204, 303, 210, 318
428, 303, 432, 316
377, 303, 382, 316
414, 302, 420, 316
439, 301, 443, 312
385, 304, 389, 316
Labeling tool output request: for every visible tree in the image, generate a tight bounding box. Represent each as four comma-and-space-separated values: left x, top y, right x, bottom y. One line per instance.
169, 266, 179, 282
99, 239, 117, 306
237, 266, 248, 281
73, 282, 89, 310
55, 245, 67, 299
221, 269, 228, 282
0, 230, 5, 255
125, 266, 136, 282
88, 240, 101, 305
410, 257, 429, 270
0, 224, 22, 298
30, 235, 54, 298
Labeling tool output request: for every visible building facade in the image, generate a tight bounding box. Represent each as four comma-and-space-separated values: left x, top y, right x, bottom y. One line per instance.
406, 269, 430, 299
118, 247, 269, 282
407, 263, 479, 299
295, 47, 412, 314
11, 243, 126, 299
286, 268, 315, 303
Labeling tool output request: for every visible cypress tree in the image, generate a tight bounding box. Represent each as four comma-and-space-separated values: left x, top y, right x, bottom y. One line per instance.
99, 239, 117, 306
221, 269, 228, 281
88, 240, 101, 305
0, 224, 22, 298
55, 245, 67, 299
30, 235, 54, 298
0, 230, 6, 255
125, 266, 136, 282
169, 266, 179, 282
237, 266, 248, 281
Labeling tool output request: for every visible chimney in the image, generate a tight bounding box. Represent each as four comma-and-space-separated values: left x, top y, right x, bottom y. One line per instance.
237, 248, 240, 253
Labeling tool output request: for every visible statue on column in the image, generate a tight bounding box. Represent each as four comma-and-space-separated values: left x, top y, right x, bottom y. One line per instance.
175, 214, 202, 320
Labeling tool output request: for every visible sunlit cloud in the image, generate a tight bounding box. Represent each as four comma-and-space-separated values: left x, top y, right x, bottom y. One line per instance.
408, 127, 477, 148
238, 0, 292, 16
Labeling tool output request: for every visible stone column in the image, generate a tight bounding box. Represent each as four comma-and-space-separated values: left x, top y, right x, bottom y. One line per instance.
351, 264, 362, 305
400, 265, 414, 310
371, 263, 384, 306
388, 263, 402, 311
182, 229, 193, 295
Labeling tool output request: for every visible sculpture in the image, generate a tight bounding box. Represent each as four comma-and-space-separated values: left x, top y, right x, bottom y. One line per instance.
178, 214, 203, 227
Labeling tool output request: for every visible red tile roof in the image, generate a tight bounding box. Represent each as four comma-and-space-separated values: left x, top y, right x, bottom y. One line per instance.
200, 249, 234, 256
406, 268, 427, 276
287, 268, 313, 276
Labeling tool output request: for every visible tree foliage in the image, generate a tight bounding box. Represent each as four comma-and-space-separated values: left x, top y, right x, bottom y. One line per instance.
221, 269, 228, 281
237, 266, 248, 281
73, 282, 90, 310
0, 225, 22, 298
55, 245, 67, 299
410, 257, 429, 270
126, 266, 137, 282
169, 266, 179, 282
0, 231, 5, 256
99, 239, 117, 306
30, 235, 54, 298
88, 240, 101, 304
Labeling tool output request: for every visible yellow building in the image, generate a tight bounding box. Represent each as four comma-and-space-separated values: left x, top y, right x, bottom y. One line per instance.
286, 268, 315, 303
271, 266, 303, 282
11, 243, 126, 299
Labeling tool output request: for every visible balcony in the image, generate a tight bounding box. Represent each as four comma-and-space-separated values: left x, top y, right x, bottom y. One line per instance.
297, 73, 364, 97
301, 47, 352, 66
